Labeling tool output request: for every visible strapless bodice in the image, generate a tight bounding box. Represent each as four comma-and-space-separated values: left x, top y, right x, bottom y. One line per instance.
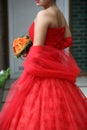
28, 22, 68, 49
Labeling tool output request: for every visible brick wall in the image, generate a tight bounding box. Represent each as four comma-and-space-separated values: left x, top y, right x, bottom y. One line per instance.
71, 0, 87, 74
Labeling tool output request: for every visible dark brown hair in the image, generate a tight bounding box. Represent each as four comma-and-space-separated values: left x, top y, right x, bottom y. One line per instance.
54, 0, 56, 3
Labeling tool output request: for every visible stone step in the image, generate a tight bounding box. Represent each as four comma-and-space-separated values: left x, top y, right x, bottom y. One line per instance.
76, 76, 87, 87
76, 76, 87, 97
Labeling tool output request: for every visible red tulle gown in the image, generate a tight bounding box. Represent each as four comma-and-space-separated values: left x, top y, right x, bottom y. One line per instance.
0, 22, 87, 130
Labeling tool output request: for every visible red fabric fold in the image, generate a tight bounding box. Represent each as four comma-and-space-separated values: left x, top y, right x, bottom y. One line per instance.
23, 45, 80, 83
59, 37, 73, 49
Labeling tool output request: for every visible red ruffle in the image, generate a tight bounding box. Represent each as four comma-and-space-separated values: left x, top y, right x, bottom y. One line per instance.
23, 45, 80, 83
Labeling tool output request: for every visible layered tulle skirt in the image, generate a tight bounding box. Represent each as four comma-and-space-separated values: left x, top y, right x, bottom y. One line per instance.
0, 46, 87, 130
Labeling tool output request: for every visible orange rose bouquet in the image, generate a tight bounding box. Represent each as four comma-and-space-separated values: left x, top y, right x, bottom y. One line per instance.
12, 36, 32, 58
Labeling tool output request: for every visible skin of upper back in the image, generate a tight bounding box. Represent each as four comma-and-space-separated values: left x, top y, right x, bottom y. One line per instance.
33, 0, 71, 46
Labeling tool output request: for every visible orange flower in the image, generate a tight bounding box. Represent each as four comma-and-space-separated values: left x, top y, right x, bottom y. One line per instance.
12, 36, 32, 58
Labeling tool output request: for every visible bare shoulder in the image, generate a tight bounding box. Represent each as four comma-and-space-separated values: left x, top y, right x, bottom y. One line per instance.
58, 9, 66, 21
33, 10, 50, 46
35, 10, 50, 26
36, 10, 48, 19
58, 10, 72, 37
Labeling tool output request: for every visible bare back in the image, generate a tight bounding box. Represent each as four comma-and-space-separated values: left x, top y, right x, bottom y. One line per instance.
47, 7, 72, 38
34, 5, 72, 46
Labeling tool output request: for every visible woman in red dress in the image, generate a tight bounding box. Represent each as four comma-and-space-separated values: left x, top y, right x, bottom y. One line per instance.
0, 0, 87, 129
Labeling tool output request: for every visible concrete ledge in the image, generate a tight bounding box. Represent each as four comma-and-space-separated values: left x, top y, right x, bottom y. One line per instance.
79, 87, 87, 97
76, 76, 87, 87
75, 76, 87, 97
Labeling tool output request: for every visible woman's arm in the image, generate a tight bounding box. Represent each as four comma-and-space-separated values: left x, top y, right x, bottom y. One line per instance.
33, 11, 49, 46
59, 11, 73, 49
